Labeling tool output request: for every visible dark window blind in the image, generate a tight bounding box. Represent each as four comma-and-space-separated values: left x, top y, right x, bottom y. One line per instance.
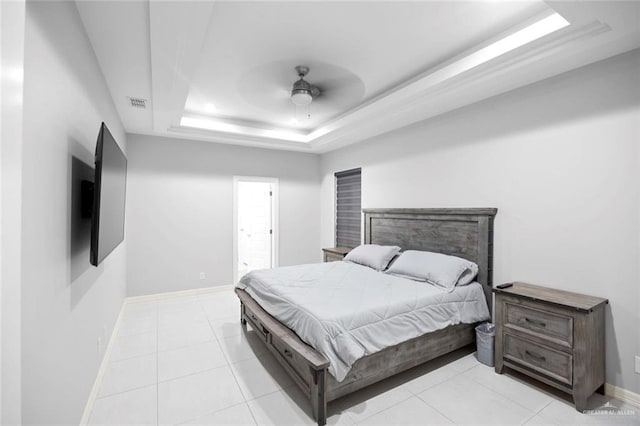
335, 168, 361, 248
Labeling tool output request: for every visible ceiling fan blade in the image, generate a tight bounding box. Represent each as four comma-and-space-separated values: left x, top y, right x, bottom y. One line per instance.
315, 74, 357, 93
237, 61, 298, 110
314, 74, 365, 109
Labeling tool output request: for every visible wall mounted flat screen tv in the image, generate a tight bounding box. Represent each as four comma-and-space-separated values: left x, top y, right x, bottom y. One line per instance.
90, 122, 127, 266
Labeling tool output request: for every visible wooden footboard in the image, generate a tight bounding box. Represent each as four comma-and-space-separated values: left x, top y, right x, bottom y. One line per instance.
236, 288, 477, 426
326, 322, 475, 401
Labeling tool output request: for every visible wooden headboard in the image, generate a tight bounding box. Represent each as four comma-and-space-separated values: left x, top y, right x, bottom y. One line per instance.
364, 208, 498, 313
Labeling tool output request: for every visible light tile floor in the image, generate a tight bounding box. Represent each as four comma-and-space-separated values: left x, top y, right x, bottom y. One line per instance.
88, 289, 640, 425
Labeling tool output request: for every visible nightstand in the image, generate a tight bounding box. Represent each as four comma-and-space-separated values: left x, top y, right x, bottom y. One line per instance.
494, 282, 608, 412
322, 247, 351, 262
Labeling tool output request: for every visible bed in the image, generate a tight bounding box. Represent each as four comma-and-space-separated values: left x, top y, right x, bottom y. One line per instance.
235, 208, 497, 425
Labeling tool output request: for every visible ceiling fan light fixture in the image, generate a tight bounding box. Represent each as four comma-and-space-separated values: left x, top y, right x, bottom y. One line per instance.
290, 65, 316, 106
291, 89, 313, 106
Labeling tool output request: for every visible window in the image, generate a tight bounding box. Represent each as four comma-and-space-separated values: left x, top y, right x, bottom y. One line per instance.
335, 168, 361, 248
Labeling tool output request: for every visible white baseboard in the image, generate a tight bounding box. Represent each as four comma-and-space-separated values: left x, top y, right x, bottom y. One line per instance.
126, 285, 234, 304
79, 302, 126, 426
606, 383, 640, 408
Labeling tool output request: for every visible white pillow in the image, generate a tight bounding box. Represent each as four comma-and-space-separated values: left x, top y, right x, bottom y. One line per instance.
385, 250, 478, 291
343, 244, 401, 271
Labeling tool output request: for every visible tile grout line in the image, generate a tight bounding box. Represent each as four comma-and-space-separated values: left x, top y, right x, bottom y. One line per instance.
99, 347, 157, 364
415, 364, 547, 426
173, 400, 251, 426
94, 383, 157, 401
202, 299, 265, 367
109, 348, 157, 364
534, 399, 554, 415
198, 294, 260, 426
524, 399, 555, 425
159, 364, 233, 386
415, 394, 458, 426
462, 366, 551, 416
400, 362, 471, 425
402, 365, 467, 397
344, 390, 415, 425
208, 294, 260, 425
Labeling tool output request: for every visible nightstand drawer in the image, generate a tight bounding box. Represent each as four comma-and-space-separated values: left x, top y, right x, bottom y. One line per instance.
324, 253, 344, 262
504, 333, 572, 385
322, 247, 351, 262
505, 302, 573, 346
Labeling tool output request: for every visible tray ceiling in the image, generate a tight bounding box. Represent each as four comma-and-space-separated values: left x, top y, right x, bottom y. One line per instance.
76, 1, 640, 153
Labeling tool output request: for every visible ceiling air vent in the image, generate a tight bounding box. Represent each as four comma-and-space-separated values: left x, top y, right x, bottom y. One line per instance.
127, 97, 147, 109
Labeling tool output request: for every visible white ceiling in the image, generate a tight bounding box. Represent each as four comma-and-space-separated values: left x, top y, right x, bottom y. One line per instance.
76, 1, 640, 153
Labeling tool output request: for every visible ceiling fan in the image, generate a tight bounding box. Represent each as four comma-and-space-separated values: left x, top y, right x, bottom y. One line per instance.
290, 65, 320, 107
236, 61, 365, 120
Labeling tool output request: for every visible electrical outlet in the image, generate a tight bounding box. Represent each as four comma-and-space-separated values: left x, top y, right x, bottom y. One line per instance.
199, 272, 205, 280
635, 355, 640, 374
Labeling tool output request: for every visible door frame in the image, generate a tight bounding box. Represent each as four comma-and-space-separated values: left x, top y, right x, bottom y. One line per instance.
232, 176, 279, 285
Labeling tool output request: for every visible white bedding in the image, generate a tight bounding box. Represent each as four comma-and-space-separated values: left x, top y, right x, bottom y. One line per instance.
236, 261, 490, 381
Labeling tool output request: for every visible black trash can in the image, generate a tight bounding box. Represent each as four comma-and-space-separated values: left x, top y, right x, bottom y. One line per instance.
475, 323, 495, 367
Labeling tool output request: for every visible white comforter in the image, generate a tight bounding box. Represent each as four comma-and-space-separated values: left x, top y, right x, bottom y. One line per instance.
236, 261, 490, 381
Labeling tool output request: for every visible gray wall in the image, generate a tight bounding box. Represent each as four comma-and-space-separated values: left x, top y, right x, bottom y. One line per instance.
125, 134, 321, 296
21, 2, 127, 423
320, 49, 640, 394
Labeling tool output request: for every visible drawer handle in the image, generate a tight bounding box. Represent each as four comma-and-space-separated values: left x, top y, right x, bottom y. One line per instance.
250, 314, 257, 321
524, 317, 547, 328
525, 350, 547, 362
261, 325, 269, 335
283, 348, 293, 358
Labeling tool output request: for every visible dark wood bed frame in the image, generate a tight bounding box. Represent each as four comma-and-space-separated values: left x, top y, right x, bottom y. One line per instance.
236, 208, 497, 425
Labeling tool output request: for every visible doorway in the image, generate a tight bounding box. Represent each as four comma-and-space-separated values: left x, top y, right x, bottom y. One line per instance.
233, 177, 278, 284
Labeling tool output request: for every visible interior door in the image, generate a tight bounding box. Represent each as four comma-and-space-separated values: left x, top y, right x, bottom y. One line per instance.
237, 181, 273, 280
